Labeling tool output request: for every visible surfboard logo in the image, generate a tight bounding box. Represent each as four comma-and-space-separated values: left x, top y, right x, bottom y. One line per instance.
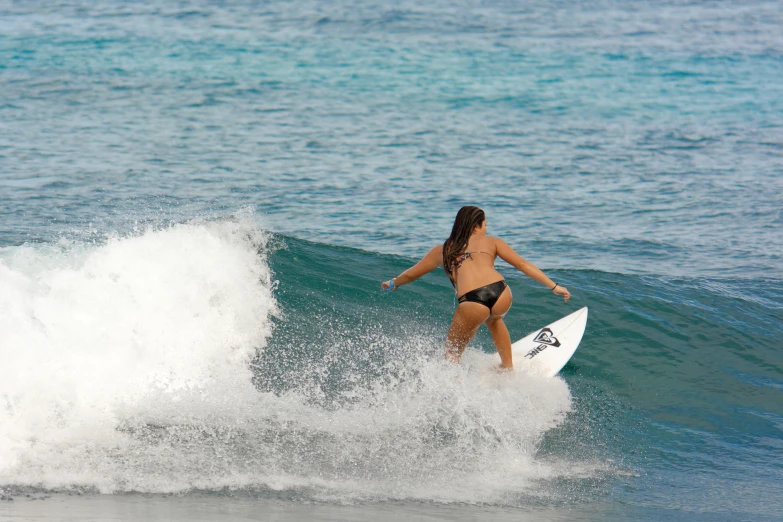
534, 328, 561, 347
525, 328, 561, 359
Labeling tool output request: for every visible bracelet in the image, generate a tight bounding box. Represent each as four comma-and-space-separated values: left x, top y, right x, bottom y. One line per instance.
389, 279, 395, 290
551, 283, 558, 291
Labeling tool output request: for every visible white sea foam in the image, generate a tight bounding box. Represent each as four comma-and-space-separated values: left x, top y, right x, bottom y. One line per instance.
0, 220, 276, 475
0, 219, 587, 503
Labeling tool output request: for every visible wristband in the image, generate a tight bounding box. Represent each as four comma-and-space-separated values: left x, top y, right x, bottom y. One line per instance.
552, 283, 558, 291
387, 279, 395, 291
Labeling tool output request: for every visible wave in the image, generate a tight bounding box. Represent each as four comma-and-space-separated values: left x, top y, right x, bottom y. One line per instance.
0, 218, 604, 504
1, 218, 779, 512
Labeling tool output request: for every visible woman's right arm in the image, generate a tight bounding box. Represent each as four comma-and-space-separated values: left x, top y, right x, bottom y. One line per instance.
494, 238, 571, 302
381, 245, 443, 291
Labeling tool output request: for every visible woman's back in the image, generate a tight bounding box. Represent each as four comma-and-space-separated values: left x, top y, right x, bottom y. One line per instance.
451, 236, 505, 296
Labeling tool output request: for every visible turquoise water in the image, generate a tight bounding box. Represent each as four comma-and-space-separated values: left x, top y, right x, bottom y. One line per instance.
1, 1, 782, 520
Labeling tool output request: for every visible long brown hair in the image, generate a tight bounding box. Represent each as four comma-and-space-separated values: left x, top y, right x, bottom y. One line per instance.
443, 206, 485, 283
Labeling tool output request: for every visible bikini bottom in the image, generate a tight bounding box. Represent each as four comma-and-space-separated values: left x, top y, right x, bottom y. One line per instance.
457, 280, 507, 310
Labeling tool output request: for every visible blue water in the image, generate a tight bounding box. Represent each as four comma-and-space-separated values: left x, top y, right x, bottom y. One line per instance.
1, 1, 782, 520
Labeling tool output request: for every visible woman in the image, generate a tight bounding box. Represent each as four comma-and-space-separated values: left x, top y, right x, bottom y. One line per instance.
381, 206, 571, 370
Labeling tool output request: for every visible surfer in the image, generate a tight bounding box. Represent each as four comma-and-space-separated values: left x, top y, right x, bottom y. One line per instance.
381, 206, 570, 370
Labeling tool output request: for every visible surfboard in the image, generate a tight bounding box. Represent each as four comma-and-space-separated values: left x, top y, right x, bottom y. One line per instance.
511, 307, 588, 377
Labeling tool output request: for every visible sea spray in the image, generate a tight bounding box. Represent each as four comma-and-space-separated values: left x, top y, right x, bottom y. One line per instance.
0, 220, 584, 502
0, 219, 276, 484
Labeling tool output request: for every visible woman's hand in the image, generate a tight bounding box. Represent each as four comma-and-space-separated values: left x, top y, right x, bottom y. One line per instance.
381, 279, 395, 291
553, 285, 570, 302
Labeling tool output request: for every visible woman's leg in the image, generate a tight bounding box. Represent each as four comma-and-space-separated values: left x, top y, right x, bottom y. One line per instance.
445, 302, 490, 364
486, 317, 513, 369
486, 287, 514, 369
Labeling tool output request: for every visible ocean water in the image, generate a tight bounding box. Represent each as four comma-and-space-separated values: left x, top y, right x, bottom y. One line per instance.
0, 1, 782, 520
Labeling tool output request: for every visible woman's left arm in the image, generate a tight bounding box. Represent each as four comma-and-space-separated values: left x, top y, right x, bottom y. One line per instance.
381, 245, 442, 291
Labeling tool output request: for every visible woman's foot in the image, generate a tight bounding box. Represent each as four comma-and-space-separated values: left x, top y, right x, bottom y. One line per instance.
493, 363, 514, 373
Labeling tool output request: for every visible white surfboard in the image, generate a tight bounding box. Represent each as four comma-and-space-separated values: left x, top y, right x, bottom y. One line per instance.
511, 307, 588, 377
